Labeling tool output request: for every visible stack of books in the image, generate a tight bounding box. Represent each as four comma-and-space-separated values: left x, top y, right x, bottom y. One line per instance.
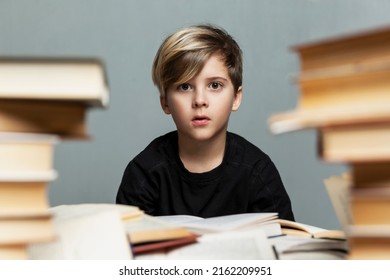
268, 25, 390, 259
0, 57, 109, 259
0, 133, 58, 259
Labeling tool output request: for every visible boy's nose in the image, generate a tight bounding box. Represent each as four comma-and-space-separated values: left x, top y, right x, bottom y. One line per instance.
192, 89, 208, 108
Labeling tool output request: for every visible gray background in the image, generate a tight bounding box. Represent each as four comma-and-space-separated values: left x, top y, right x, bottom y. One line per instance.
1, 0, 389, 229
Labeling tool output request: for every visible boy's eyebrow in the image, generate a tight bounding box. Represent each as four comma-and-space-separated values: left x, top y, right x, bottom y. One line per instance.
205, 76, 229, 82
173, 76, 230, 86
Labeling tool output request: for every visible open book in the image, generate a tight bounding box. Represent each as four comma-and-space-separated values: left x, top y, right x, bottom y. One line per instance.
157, 212, 281, 237
28, 203, 197, 259
276, 219, 346, 240
135, 229, 276, 260
269, 235, 348, 260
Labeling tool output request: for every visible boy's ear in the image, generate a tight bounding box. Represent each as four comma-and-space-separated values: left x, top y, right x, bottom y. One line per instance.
160, 95, 171, 115
231, 86, 242, 112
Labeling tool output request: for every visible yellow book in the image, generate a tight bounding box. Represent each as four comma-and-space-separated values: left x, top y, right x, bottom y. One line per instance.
319, 122, 390, 162
0, 212, 55, 245
0, 244, 28, 260
0, 57, 109, 138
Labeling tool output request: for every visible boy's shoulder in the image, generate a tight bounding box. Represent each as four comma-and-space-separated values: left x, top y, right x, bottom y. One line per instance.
132, 131, 177, 169
227, 132, 271, 164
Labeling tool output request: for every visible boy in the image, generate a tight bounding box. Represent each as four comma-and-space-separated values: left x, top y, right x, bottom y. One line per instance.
116, 24, 295, 220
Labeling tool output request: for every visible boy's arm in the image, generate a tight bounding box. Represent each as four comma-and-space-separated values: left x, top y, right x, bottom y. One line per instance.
250, 158, 295, 221
116, 160, 158, 215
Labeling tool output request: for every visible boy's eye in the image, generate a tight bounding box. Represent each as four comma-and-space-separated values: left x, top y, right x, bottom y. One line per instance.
178, 83, 192, 91
209, 82, 222, 90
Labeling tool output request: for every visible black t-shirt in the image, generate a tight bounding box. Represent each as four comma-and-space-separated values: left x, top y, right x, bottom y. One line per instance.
116, 131, 295, 220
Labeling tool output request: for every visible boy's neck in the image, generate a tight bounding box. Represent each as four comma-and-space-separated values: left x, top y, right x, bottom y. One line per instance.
178, 132, 227, 173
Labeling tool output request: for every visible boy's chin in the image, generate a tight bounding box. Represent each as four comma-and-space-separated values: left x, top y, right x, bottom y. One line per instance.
179, 129, 227, 142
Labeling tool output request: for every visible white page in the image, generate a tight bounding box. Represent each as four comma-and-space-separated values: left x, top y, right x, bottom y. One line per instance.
159, 213, 277, 232
157, 215, 203, 224
28, 205, 133, 260
136, 229, 276, 260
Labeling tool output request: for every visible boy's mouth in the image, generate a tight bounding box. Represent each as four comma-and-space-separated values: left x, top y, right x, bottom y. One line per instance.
192, 115, 210, 126
193, 115, 209, 120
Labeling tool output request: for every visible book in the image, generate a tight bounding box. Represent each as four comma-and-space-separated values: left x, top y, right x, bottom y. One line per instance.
351, 162, 390, 188
348, 225, 390, 259
0, 181, 51, 216
0, 57, 109, 138
55, 203, 144, 222
0, 132, 58, 258
0, 166, 57, 215
0, 169, 57, 183
0, 212, 55, 245
276, 218, 346, 240
0, 132, 58, 216
0, 133, 58, 172
0, 100, 89, 138
0, 244, 28, 260
135, 229, 276, 260
323, 174, 352, 232
157, 212, 281, 237
350, 186, 390, 225
268, 25, 390, 134
268, 105, 390, 134
348, 236, 390, 260
318, 122, 390, 162
0, 57, 108, 106
132, 234, 199, 255
124, 214, 194, 244
270, 235, 348, 260
28, 204, 134, 260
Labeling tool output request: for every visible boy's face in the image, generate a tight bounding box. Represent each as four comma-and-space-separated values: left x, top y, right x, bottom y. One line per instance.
161, 54, 242, 143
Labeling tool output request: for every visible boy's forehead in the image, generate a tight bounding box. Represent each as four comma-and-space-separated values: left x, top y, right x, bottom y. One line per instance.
167, 53, 233, 91
197, 55, 229, 75
190, 54, 230, 80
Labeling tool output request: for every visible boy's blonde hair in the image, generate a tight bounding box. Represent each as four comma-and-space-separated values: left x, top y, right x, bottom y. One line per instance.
152, 24, 243, 97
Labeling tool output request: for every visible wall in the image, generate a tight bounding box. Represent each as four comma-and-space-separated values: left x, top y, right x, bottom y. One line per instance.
1, 0, 390, 229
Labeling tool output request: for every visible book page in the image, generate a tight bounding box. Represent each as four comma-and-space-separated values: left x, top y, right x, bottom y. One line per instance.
124, 214, 193, 244
270, 235, 348, 253
270, 235, 347, 260
323, 173, 352, 232
136, 229, 276, 260
125, 214, 185, 232
277, 219, 345, 239
157, 215, 204, 224
28, 208, 132, 260
49, 203, 142, 220
167, 213, 277, 232
277, 218, 329, 234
